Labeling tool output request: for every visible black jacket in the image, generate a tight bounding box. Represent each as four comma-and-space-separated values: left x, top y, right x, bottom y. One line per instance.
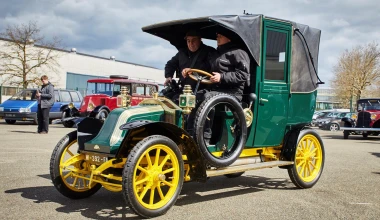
210, 42, 250, 95
165, 43, 216, 90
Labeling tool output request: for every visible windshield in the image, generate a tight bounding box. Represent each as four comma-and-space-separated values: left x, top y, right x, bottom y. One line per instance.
9, 89, 37, 101
357, 99, 380, 111
86, 83, 114, 96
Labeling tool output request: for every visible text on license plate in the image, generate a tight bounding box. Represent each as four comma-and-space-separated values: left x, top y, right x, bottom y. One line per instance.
5, 114, 15, 117
86, 154, 108, 164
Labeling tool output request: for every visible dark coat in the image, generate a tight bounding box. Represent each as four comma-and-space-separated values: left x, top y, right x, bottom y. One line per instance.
210, 42, 250, 95
39, 82, 55, 108
165, 42, 216, 90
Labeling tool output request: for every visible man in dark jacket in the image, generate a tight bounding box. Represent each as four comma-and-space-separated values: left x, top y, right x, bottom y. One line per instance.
36, 75, 55, 134
164, 30, 216, 101
209, 32, 250, 101
199, 31, 250, 144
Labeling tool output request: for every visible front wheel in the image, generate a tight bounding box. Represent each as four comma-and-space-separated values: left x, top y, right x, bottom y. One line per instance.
61, 111, 75, 128
122, 135, 184, 218
288, 129, 325, 189
49, 131, 101, 199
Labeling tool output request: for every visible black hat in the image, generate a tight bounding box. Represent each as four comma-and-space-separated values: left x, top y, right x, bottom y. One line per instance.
184, 30, 201, 39
215, 26, 235, 40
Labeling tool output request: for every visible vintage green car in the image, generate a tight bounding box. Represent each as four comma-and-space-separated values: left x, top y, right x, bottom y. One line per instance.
50, 14, 324, 218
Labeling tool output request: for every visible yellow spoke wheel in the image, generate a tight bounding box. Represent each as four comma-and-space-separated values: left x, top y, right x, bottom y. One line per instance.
123, 135, 184, 218
50, 131, 101, 199
288, 129, 325, 188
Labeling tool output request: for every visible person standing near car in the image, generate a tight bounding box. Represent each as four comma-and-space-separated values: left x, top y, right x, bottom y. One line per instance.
36, 75, 55, 134
164, 30, 216, 102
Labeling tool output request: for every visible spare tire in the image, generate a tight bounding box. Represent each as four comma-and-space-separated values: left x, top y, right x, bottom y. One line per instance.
193, 93, 247, 167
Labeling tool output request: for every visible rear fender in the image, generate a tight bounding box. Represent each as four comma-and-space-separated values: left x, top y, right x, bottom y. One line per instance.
89, 105, 110, 118
118, 121, 207, 182
279, 124, 306, 168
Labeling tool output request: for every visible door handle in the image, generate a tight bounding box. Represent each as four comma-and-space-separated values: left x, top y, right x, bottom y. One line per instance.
260, 98, 269, 104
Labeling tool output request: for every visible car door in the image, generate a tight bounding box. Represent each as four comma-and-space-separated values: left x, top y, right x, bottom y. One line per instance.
253, 21, 291, 147
49, 90, 61, 119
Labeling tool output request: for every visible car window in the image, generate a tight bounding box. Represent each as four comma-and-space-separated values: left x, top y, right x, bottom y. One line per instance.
132, 83, 145, 95
54, 91, 60, 102
9, 89, 36, 101
61, 91, 72, 102
146, 85, 157, 96
70, 91, 81, 102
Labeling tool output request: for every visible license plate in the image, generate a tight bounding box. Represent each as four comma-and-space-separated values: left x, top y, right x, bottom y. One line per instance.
85, 153, 108, 164
5, 114, 15, 117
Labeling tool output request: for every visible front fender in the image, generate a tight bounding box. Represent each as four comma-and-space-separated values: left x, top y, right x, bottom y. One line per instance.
119, 121, 207, 182
89, 105, 110, 118
341, 117, 354, 127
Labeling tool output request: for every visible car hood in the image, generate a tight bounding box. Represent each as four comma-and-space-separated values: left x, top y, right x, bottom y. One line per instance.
0, 100, 37, 110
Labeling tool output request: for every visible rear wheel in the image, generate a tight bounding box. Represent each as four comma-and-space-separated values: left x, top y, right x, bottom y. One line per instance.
50, 131, 101, 199
5, 119, 16, 124
288, 129, 324, 189
329, 123, 339, 131
122, 135, 184, 218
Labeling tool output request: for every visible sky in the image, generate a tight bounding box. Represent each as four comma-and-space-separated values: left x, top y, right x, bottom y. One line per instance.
1, 0, 379, 87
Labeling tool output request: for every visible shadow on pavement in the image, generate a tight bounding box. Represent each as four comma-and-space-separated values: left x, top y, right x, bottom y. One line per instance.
370, 152, 380, 158
5, 174, 294, 218
9, 130, 37, 134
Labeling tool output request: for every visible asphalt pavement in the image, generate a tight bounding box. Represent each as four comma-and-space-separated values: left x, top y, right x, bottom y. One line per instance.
0, 121, 379, 219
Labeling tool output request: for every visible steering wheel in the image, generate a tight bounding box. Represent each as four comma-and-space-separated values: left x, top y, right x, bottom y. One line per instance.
186, 69, 213, 84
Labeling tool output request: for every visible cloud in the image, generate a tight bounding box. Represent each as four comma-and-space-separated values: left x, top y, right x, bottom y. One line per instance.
0, 0, 379, 86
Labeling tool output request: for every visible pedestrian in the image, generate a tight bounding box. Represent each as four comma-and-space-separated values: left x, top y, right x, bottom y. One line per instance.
36, 75, 55, 134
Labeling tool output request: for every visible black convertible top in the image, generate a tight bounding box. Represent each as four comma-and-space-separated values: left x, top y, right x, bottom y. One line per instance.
143, 15, 321, 93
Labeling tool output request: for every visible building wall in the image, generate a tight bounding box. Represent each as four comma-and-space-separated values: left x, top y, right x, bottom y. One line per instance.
0, 39, 163, 102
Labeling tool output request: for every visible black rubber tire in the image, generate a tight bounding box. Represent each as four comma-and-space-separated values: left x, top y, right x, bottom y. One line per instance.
50, 131, 101, 199
362, 133, 368, 139
343, 130, 349, 139
194, 93, 247, 167
61, 112, 75, 128
287, 129, 325, 189
95, 109, 109, 122
5, 119, 16, 124
224, 172, 245, 178
122, 135, 184, 218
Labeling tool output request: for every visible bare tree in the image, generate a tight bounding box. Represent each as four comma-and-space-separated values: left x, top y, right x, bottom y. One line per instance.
0, 21, 62, 89
332, 42, 380, 108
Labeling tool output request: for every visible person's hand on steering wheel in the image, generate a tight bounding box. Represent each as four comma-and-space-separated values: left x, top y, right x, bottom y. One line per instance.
182, 68, 191, 78
210, 72, 221, 83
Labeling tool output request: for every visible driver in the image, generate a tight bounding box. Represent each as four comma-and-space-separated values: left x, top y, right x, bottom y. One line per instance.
164, 30, 216, 102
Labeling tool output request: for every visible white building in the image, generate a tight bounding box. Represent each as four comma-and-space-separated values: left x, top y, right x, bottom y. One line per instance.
0, 38, 163, 102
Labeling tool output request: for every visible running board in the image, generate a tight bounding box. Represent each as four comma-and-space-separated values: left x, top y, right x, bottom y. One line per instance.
206, 161, 294, 177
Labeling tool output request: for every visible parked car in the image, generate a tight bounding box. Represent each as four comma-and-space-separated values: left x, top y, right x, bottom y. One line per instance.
0, 89, 82, 124
341, 98, 380, 139
61, 75, 159, 128
319, 112, 354, 131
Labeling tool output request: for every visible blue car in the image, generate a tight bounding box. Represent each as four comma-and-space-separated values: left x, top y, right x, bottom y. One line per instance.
0, 89, 83, 124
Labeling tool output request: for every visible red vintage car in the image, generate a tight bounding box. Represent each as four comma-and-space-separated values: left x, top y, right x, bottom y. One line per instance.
61, 75, 159, 127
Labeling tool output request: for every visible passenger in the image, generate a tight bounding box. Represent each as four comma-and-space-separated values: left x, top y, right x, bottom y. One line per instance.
164, 30, 216, 102
186, 29, 250, 144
